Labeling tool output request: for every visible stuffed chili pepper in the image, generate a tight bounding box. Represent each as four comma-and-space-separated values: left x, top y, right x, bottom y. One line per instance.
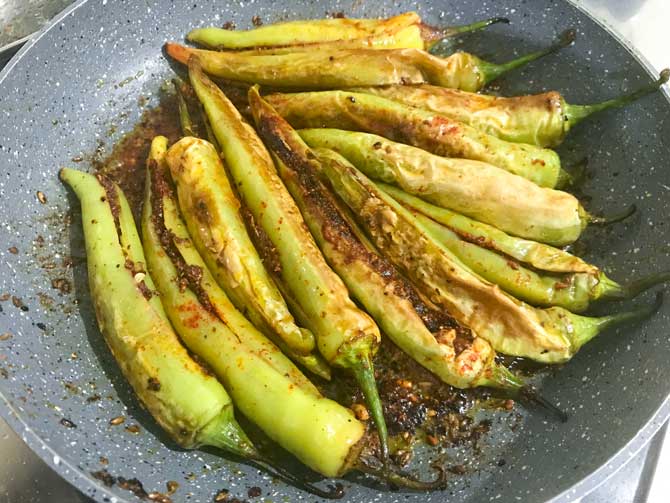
60, 167, 257, 457
187, 58, 391, 463
142, 136, 444, 490
165, 29, 573, 92
246, 89, 552, 400
165, 135, 331, 378
383, 185, 669, 307
299, 128, 593, 245
351, 70, 670, 147
317, 153, 661, 363
264, 90, 565, 188
188, 11, 507, 51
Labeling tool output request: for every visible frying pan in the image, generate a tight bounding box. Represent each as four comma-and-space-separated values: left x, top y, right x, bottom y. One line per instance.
1, 1, 669, 501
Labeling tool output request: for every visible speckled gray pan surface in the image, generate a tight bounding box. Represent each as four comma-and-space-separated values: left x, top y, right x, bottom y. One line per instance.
0, 0, 669, 502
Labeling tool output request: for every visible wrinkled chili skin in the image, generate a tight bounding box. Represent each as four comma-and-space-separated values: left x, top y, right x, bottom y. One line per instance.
257, 105, 473, 350
148, 159, 217, 315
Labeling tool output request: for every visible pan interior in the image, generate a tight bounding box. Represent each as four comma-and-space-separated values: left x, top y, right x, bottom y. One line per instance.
0, 1, 669, 502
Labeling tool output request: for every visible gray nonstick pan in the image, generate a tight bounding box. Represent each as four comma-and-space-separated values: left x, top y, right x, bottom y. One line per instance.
1, 1, 669, 502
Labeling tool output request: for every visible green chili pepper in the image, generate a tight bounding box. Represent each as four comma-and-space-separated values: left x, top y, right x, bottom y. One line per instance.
187, 60, 390, 464
188, 12, 423, 49
377, 185, 596, 274
59, 167, 257, 457
317, 154, 662, 364
244, 87, 497, 388
408, 208, 611, 312
264, 91, 564, 188
165, 136, 320, 359
351, 69, 670, 147
242, 112, 564, 417
313, 149, 567, 419
187, 12, 507, 51
300, 128, 585, 245
172, 77, 330, 380
165, 29, 573, 92
143, 136, 446, 491
383, 184, 670, 300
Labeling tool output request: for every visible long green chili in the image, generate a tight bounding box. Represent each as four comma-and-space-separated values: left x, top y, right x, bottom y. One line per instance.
165, 137, 325, 366
352, 69, 670, 147
299, 128, 585, 245
188, 12, 508, 52
264, 90, 564, 188
318, 153, 662, 363
165, 29, 573, 92
376, 185, 596, 273
188, 59, 390, 463
60, 167, 256, 456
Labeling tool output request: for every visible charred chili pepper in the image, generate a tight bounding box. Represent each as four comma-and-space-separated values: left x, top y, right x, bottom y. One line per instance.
142, 137, 351, 485
59, 167, 257, 457
245, 94, 547, 395
299, 128, 591, 245
142, 136, 445, 491
378, 185, 596, 273
317, 154, 662, 363
188, 12, 423, 49
264, 90, 565, 188
188, 12, 507, 51
383, 185, 670, 310
351, 69, 670, 147
247, 84, 496, 388
165, 29, 574, 92
165, 137, 327, 372
188, 59, 390, 463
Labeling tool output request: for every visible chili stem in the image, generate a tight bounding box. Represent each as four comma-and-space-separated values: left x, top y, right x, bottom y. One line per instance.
615, 271, 670, 299
565, 68, 670, 126
246, 459, 344, 499
351, 356, 389, 463
488, 365, 568, 422
572, 291, 663, 349
173, 78, 197, 137
356, 458, 448, 490
588, 204, 636, 225
480, 28, 576, 85
424, 16, 510, 50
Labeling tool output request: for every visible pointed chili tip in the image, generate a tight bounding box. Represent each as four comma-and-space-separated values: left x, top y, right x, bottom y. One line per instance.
494, 16, 511, 25
589, 204, 636, 225
558, 28, 577, 47
480, 27, 577, 85
520, 386, 568, 423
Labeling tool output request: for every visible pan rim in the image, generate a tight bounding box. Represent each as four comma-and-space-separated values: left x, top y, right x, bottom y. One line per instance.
0, 1, 668, 502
